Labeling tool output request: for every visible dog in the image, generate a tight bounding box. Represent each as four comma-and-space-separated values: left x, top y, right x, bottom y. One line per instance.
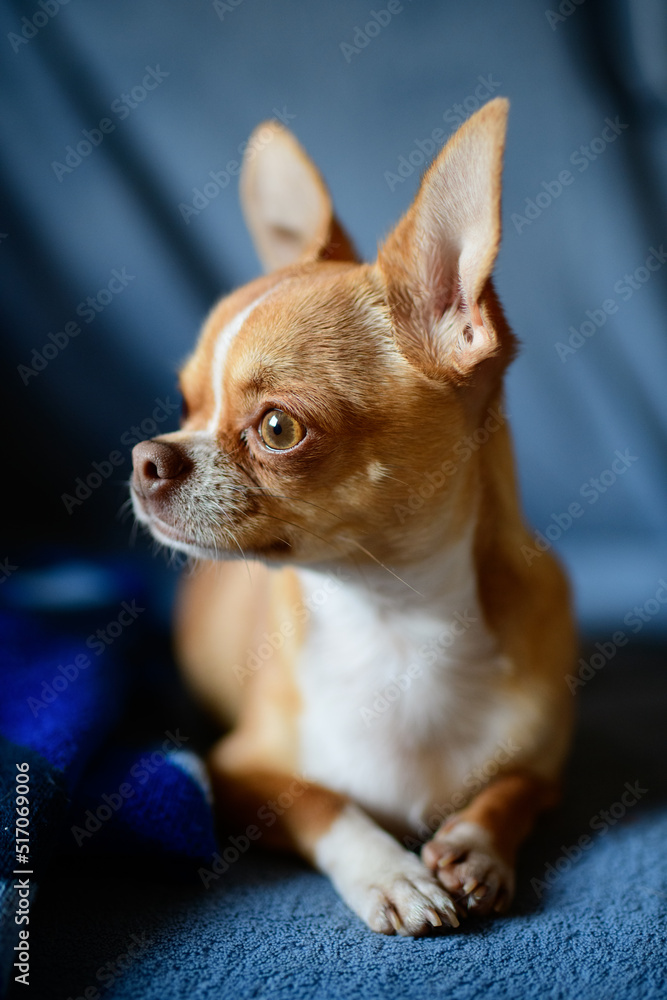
131, 98, 576, 936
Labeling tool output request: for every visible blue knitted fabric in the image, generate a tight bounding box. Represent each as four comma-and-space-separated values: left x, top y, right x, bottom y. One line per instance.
0, 610, 218, 995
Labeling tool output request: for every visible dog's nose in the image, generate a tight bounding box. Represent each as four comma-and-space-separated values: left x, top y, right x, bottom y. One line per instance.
132, 440, 188, 499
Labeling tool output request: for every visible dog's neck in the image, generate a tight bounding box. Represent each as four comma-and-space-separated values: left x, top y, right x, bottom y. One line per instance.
295, 516, 481, 622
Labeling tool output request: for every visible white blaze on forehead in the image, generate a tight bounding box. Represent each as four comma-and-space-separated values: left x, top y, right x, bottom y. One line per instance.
207, 286, 276, 433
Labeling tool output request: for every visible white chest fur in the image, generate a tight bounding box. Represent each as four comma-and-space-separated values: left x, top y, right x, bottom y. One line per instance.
294, 542, 524, 834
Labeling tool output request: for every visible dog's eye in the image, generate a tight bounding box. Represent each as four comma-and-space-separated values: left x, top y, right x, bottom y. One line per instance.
259, 409, 305, 451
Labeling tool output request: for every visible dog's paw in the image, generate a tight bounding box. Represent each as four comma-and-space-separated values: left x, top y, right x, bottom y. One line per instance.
421, 820, 515, 917
358, 853, 461, 936
315, 804, 460, 936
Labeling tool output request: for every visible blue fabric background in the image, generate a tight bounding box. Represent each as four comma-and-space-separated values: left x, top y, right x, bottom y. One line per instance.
1, 4, 667, 998
2, 0, 666, 634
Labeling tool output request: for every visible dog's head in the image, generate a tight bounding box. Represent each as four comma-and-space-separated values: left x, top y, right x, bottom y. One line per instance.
131, 99, 516, 567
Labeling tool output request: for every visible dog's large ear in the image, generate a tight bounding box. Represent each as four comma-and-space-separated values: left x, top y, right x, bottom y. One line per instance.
240, 121, 357, 272
378, 98, 510, 377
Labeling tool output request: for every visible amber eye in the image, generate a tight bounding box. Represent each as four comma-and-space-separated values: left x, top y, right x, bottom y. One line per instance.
258, 409, 305, 451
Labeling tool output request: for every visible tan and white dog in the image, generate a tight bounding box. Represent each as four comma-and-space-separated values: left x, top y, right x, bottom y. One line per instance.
131, 98, 576, 936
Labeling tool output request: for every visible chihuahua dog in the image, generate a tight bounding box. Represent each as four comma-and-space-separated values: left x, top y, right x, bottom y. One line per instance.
131, 98, 575, 936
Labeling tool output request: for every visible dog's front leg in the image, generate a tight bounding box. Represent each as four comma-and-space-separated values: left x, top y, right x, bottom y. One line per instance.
421, 771, 559, 916
207, 743, 459, 935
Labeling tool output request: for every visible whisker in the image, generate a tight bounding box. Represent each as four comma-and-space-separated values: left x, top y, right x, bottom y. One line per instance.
116, 497, 134, 522
379, 473, 413, 489
259, 512, 347, 558
231, 534, 253, 585
340, 536, 423, 597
